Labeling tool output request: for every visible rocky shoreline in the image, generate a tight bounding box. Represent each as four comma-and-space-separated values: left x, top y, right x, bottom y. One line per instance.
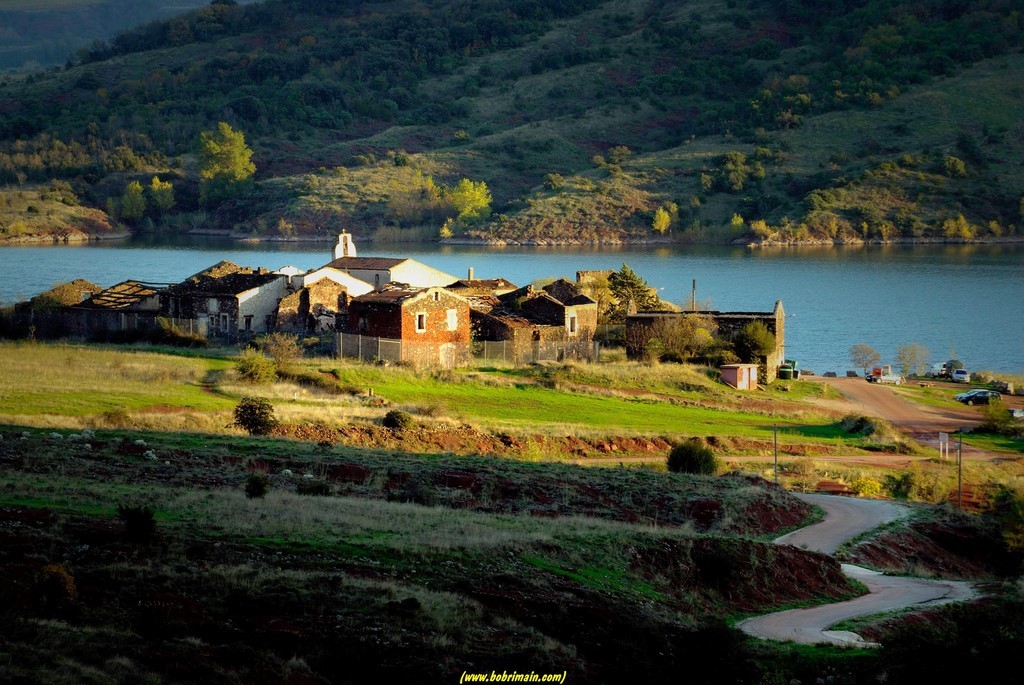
0, 229, 131, 245
4, 227, 1023, 248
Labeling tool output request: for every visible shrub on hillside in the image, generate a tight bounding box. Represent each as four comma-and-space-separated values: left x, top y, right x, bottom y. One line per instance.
33, 564, 78, 612
382, 409, 414, 431
236, 347, 277, 384
244, 473, 270, 499
117, 503, 156, 543
296, 479, 332, 496
234, 396, 277, 435
667, 438, 720, 475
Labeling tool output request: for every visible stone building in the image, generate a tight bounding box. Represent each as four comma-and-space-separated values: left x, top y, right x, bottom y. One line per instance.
160, 261, 288, 339
468, 279, 599, 362
67, 280, 161, 337
345, 283, 471, 368
625, 301, 786, 381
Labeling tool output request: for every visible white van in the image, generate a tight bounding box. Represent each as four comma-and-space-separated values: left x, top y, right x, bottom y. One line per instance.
951, 369, 971, 383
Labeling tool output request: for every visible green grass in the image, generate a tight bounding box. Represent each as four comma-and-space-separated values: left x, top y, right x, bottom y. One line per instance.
962, 432, 1024, 454
0, 342, 233, 416
329, 362, 841, 441
522, 555, 665, 601
0, 342, 897, 452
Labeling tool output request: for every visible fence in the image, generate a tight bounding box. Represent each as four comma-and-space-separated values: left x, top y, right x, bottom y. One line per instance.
473, 339, 600, 365
337, 333, 598, 367
337, 333, 472, 369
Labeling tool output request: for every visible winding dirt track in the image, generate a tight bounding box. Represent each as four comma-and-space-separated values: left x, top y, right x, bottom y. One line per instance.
736, 494, 977, 647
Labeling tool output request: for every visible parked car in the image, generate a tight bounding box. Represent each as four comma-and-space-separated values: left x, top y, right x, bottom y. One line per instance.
951, 369, 971, 383
954, 389, 1001, 405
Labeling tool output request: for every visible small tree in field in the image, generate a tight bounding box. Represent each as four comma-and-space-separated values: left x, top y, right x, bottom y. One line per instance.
849, 343, 880, 374
667, 438, 719, 475
234, 396, 277, 435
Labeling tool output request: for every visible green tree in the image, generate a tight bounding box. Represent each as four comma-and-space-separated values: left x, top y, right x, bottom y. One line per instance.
198, 122, 256, 205
733, 321, 776, 363
652, 207, 671, 234
718, 151, 751, 192
608, 145, 632, 164
849, 343, 880, 374
148, 176, 175, 213
120, 180, 146, 222
608, 264, 661, 322
445, 178, 491, 222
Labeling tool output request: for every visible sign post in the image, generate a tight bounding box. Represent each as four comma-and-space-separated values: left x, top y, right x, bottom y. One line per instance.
938, 432, 949, 460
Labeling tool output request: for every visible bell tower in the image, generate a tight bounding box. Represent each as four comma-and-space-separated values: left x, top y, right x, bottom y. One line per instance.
333, 232, 357, 260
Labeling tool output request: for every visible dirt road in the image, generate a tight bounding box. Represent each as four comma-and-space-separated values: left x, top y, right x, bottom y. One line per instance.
737, 494, 977, 647
819, 377, 982, 435
815, 376, 1011, 459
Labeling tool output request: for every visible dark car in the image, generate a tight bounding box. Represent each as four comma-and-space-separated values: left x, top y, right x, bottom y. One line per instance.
954, 389, 1001, 406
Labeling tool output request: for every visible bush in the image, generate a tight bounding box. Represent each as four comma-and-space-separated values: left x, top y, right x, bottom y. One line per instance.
117, 503, 156, 543
236, 347, 277, 384
851, 477, 883, 498
234, 396, 277, 435
382, 409, 414, 430
34, 564, 78, 611
296, 479, 332, 496
254, 332, 302, 371
667, 438, 720, 475
884, 473, 915, 500
244, 473, 270, 499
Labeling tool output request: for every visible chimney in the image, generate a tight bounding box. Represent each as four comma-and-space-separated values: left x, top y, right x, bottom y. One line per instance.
467, 266, 474, 281
334, 232, 357, 260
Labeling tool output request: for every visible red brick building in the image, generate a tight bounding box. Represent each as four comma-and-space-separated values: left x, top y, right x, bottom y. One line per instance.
345, 283, 471, 367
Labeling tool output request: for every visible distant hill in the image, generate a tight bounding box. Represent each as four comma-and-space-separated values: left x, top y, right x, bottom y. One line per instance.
0, 0, 1022, 245
0, 0, 258, 72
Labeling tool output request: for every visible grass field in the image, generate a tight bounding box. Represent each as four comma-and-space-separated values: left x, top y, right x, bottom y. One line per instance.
0, 341, 868, 461
0, 342, 234, 417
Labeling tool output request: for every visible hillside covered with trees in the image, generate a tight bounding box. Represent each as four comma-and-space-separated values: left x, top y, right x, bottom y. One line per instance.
1, 0, 1022, 245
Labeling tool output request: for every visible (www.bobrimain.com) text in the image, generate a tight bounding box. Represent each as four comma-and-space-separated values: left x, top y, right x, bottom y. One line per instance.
460, 671, 567, 683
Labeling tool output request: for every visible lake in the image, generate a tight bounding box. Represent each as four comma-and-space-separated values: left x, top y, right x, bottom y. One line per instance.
1, 237, 1021, 375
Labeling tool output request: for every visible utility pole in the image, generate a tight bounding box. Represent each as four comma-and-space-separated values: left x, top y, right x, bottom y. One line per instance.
956, 428, 963, 510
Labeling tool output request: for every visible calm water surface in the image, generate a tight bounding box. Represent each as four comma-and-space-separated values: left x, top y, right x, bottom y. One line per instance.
0, 238, 1021, 375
